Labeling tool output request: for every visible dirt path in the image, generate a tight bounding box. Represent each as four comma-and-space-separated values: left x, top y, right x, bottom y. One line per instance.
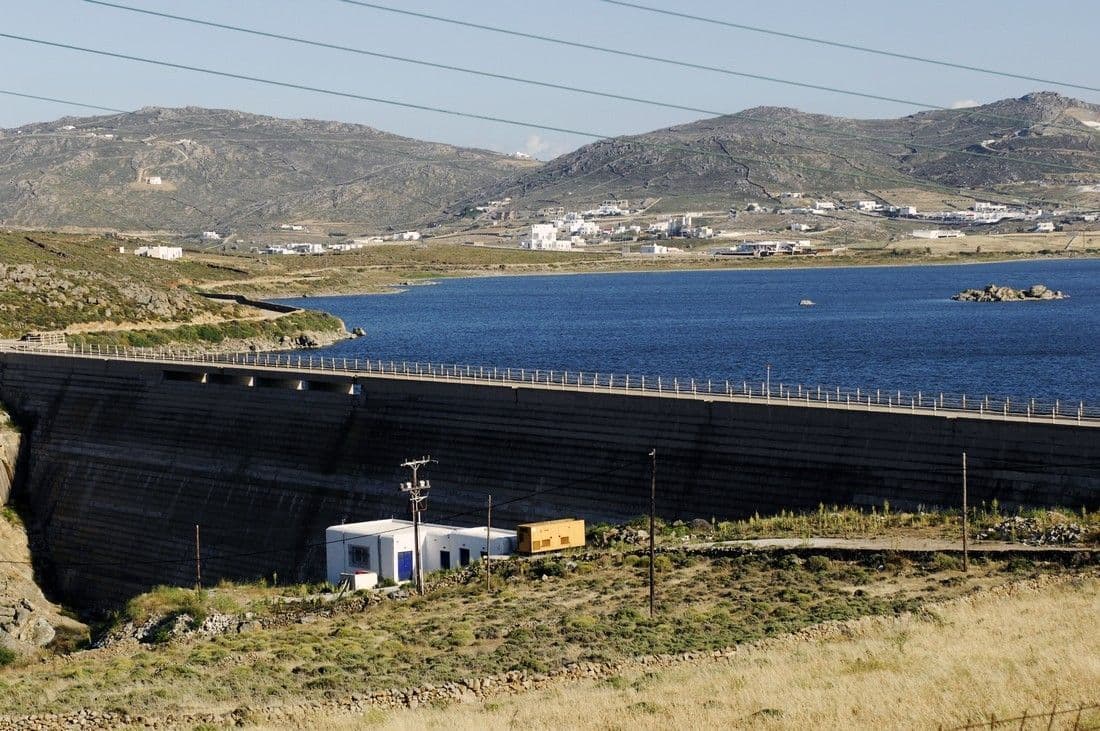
712, 537, 1092, 553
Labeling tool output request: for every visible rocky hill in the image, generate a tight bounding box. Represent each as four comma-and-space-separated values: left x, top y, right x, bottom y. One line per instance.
0, 106, 536, 233
451, 92, 1100, 212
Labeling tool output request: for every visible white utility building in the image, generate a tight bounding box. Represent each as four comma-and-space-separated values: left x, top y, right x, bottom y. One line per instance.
134, 245, 183, 260
325, 519, 517, 585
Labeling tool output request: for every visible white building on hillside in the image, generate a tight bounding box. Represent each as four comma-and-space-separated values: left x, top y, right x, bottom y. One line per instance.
201, 231, 221, 241
134, 245, 183, 260
325, 519, 517, 585
911, 229, 965, 239
145, 176, 163, 186
522, 223, 571, 250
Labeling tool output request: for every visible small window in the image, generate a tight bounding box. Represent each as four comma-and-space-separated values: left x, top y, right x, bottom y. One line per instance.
560, 536, 570, 546
348, 545, 371, 569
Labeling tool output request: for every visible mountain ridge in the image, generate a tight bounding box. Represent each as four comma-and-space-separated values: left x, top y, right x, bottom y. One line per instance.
2, 94, 1098, 233
450, 91, 1100, 213
0, 106, 535, 233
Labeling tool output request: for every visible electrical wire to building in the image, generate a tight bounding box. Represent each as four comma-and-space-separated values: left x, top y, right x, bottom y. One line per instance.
0, 453, 651, 570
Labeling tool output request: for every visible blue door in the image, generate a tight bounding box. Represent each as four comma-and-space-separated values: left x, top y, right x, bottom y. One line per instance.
397, 551, 414, 582
440, 550, 451, 570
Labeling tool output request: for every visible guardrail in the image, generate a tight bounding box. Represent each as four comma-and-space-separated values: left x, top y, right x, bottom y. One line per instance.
3, 342, 1098, 427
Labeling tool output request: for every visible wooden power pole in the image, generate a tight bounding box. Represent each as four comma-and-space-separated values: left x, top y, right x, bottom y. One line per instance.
649, 448, 656, 618
194, 524, 202, 590
486, 494, 492, 592
400, 456, 434, 594
961, 452, 969, 573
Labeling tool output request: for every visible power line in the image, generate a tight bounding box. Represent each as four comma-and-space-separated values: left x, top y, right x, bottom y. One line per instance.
0, 89, 127, 114
597, 0, 1100, 95
335, 0, 1097, 138
1, 446, 1096, 571
0, 453, 651, 569
0, 32, 1021, 205
83, 0, 1098, 177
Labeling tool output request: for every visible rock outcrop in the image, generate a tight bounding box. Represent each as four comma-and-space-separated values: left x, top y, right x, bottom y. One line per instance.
952, 283, 1067, 302
0, 409, 88, 658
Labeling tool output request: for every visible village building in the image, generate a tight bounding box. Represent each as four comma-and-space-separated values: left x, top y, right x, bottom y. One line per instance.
134, 245, 183, 260
325, 519, 517, 585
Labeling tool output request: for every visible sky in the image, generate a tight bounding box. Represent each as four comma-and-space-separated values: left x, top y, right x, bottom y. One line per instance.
2, 0, 1097, 160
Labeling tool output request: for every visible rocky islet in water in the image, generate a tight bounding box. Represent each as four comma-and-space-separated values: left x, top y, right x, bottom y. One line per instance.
952, 283, 1067, 302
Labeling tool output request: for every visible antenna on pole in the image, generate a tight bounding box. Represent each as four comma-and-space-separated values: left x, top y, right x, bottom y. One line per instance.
400, 456, 435, 594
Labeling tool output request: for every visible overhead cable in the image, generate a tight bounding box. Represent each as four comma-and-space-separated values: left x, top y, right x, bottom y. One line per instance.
334, 0, 1097, 138
83, 0, 1097, 176
0, 31, 1020, 203
598, 0, 1100, 94
0, 89, 127, 114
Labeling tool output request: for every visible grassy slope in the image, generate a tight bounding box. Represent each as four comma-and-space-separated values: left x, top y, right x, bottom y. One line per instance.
357, 576, 1100, 731
2, 230, 1096, 343
65, 310, 344, 349
0, 231, 243, 337
0, 548, 1089, 719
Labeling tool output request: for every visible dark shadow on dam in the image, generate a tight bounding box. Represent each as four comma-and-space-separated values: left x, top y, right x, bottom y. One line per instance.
1, 352, 1097, 607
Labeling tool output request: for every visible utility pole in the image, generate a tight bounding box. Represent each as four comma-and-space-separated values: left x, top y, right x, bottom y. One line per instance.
194, 524, 202, 590
400, 456, 434, 594
961, 452, 969, 573
486, 494, 492, 592
649, 448, 656, 618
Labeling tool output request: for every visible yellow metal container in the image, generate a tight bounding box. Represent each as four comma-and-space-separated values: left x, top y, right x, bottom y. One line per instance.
516, 518, 586, 555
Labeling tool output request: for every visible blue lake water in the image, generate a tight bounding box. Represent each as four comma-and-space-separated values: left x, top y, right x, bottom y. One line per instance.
278, 259, 1100, 404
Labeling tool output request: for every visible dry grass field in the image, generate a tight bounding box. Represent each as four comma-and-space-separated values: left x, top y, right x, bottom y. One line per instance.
888, 232, 1100, 255
316, 576, 1100, 731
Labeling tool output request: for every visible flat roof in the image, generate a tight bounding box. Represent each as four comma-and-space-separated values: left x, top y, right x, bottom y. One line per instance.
327, 519, 515, 538
516, 518, 582, 528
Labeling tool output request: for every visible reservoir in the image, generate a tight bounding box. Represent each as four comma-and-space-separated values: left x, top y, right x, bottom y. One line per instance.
279, 258, 1100, 404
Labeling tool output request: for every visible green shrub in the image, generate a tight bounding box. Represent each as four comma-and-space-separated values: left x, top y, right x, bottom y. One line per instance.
806, 555, 832, 573
0, 646, 17, 668
929, 553, 962, 572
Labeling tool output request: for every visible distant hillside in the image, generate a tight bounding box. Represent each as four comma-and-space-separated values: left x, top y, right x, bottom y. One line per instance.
0, 106, 536, 233
450, 92, 1100, 212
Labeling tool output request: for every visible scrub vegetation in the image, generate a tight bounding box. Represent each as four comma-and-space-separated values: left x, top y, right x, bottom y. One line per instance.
623, 504, 1100, 545
350, 576, 1100, 731
0, 545, 1092, 722
64, 310, 344, 349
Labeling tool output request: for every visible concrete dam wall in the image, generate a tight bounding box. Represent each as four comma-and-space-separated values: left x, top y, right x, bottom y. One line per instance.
1, 351, 1097, 605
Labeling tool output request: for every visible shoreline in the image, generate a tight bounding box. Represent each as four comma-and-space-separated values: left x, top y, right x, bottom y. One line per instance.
268, 251, 1100, 301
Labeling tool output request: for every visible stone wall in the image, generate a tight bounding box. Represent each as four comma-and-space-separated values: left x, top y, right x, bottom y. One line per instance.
0, 352, 1097, 606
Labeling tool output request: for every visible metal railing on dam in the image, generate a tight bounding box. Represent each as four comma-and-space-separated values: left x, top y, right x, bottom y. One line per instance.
4, 341, 1097, 427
